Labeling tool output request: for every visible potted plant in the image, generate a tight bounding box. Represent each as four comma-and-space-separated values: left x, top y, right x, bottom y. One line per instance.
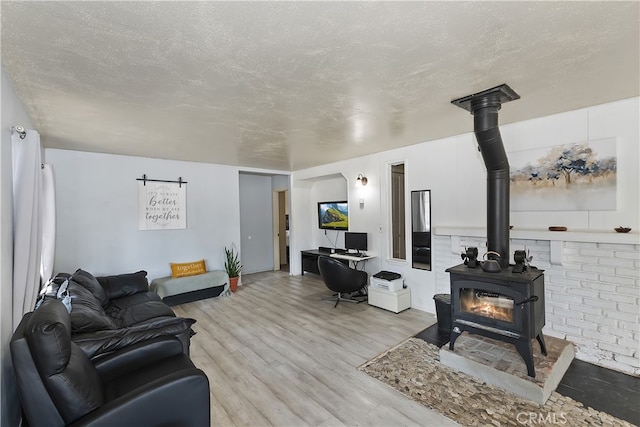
224, 246, 242, 292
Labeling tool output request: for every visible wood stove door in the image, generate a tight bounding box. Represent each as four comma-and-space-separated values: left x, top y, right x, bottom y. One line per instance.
451, 279, 527, 337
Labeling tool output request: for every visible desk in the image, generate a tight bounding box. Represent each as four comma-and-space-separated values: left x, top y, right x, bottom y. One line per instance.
330, 252, 376, 269
301, 249, 348, 275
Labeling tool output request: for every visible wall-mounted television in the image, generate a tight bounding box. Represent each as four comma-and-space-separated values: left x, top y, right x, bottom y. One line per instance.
318, 201, 348, 230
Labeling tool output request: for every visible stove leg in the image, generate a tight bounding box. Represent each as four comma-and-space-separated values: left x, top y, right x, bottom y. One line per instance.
536, 334, 547, 356
515, 340, 536, 378
449, 326, 461, 351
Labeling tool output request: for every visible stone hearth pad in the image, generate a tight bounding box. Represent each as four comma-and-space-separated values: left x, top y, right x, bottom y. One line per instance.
440, 333, 574, 404
358, 338, 632, 426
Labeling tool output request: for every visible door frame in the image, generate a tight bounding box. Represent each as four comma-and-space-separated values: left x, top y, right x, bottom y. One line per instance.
272, 190, 288, 270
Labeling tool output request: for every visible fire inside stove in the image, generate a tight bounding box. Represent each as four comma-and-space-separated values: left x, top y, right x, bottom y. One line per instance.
460, 288, 514, 323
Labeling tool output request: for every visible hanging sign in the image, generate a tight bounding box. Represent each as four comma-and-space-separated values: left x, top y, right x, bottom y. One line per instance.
138, 180, 186, 230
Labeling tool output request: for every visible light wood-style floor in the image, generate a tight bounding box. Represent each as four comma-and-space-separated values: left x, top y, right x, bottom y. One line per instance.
173, 271, 458, 426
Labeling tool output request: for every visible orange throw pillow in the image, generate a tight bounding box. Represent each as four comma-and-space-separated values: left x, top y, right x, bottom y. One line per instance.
170, 259, 207, 278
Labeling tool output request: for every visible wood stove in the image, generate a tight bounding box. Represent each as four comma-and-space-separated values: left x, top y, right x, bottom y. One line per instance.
447, 263, 547, 377
447, 84, 548, 378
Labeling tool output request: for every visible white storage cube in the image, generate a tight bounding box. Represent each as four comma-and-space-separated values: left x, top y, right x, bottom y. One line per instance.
367, 286, 411, 313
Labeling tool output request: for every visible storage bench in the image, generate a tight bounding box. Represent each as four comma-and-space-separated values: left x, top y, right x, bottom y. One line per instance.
150, 270, 229, 306
368, 286, 411, 313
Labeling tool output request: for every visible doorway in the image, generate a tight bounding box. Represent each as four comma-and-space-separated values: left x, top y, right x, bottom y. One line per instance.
272, 190, 289, 272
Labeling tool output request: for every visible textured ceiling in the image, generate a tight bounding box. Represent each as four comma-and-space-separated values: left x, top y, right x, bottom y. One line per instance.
2, 1, 638, 171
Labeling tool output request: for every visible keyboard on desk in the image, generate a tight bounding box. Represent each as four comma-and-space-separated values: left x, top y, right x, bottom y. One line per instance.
349, 252, 367, 258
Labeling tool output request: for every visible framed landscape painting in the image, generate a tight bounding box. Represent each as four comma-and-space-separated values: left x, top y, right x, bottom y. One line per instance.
509, 138, 617, 211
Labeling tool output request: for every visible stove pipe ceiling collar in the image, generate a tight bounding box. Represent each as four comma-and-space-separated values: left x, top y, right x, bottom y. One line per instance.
452, 84, 520, 269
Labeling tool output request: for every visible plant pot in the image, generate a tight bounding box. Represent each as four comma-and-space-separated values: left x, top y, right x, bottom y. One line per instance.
229, 276, 239, 293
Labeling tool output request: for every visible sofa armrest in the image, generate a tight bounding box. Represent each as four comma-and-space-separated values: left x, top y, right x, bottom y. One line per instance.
69, 369, 210, 427
93, 336, 184, 381
73, 316, 195, 359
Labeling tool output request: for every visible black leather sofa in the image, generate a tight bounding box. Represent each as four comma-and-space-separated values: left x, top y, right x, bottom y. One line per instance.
45, 269, 195, 360
11, 298, 210, 426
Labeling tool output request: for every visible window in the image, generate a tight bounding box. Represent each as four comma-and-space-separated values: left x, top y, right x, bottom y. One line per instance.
390, 163, 405, 260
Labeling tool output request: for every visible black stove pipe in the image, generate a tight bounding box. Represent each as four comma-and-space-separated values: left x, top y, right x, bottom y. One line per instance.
473, 97, 510, 269
452, 85, 520, 269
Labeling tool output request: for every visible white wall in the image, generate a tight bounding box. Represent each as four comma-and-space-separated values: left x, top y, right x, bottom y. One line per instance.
291, 97, 640, 315
271, 174, 290, 192
290, 163, 385, 278
504, 98, 639, 229
46, 149, 243, 281
1, 68, 36, 427
311, 176, 348, 250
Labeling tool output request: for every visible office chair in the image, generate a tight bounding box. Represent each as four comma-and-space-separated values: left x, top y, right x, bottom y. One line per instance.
317, 256, 368, 307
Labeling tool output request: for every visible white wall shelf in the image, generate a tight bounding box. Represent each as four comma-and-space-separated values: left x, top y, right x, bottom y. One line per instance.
435, 226, 639, 265
435, 226, 639, 245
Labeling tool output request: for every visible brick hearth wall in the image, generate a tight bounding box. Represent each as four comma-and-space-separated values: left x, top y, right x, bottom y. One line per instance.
433, 235, 640, 376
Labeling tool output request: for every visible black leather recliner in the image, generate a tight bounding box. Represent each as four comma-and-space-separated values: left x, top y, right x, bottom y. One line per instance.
318, 255, 368, 307
11, 299, 210, 426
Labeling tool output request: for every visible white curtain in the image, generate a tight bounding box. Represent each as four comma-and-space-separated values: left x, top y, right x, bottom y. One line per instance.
11, 129, 53, 329
40, 164, 55, 283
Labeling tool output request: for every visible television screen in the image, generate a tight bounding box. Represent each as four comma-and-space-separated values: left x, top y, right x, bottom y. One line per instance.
345, 232, 367, 252
318, 201, 348, 230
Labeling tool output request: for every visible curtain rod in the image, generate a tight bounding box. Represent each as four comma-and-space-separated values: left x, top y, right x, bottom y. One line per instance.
136, 174, 187, 187
12, 126, 26, 139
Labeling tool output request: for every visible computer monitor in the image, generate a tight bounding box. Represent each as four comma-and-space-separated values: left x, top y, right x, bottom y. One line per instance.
344, 232, 367, 253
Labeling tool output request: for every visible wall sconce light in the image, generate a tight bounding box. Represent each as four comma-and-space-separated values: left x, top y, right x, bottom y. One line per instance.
356, 174, 368, 207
